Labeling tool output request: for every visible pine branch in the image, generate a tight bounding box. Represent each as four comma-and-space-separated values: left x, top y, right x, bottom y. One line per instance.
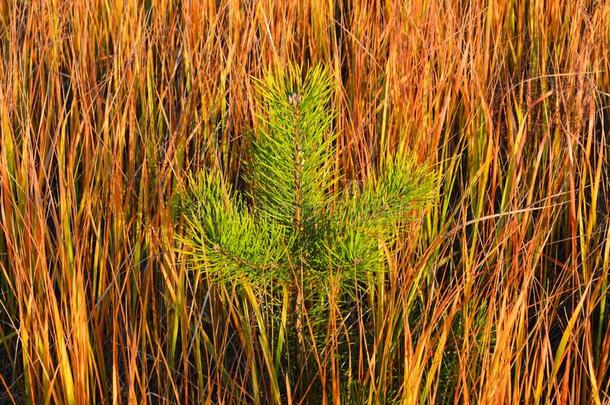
337, 155, 437, 236
175, 171, 291, 286
247, 65, 336, 238
316, 155, 438, 278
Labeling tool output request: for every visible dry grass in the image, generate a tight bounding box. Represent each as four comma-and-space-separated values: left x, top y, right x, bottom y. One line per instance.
0, 0, 609, 403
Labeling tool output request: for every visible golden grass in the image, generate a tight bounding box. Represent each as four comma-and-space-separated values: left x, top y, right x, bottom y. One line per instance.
0, 0, 609, 403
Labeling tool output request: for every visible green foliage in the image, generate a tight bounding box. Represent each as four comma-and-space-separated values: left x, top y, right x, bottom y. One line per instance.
247, 65, 335, 235
175, 65, 437, 293
174, 171, 292, 287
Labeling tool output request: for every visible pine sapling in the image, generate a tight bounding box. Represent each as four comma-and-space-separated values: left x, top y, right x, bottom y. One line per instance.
174, 64, 438, 387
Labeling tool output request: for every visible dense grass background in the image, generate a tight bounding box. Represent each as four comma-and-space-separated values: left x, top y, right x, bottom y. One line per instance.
0, 0, 609, 403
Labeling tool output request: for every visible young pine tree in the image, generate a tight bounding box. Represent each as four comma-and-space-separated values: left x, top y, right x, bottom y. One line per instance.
174, 64, 437, 396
